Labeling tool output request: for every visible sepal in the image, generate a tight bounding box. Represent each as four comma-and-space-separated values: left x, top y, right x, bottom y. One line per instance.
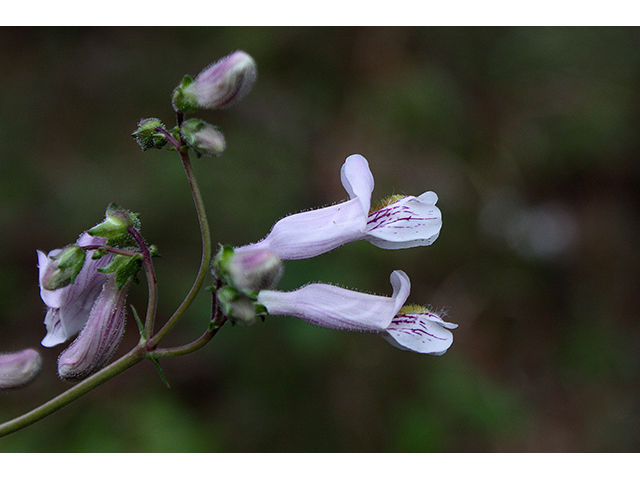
39, 245, 86, 291
88, 203, 141, 247
131, 118, 168, 151
171, 75, 197, 113
97, 253, 143, 290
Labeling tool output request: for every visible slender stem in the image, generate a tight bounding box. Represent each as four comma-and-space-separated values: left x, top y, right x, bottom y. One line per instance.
147, 144, 212, 349
0, 345, 146, 438
81, 244, 139, 257
127, 226, 158, 340
152, 318, 226, 358
153, 285, 226, 358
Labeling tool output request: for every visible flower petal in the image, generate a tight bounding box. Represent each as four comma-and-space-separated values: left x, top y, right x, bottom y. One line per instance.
38, 250, 64, 308
340, 154, 375, 215
258, 270, 411, 331
238, 197, 367, 260
366, 191, 442, 249
383, 311, 457, 355
38, 233, 113, 347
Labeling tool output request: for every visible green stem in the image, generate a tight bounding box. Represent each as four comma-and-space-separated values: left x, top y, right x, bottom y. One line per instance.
0, 345, 146, 438
152, 318, 226, 359
146, 147, 212, 349
127, 226, 158, 340
0, 116, 217, 438
153, 286, 226, 358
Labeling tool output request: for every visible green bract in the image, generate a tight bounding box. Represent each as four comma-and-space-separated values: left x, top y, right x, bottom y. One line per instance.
40, 245, 86, 291
88, 203, 141, 248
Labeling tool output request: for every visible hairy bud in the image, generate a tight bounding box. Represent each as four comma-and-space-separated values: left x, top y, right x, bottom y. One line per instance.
131, 117, 168, 151
213, 245, 283, 294
181, 118, 226, 157
0, 349, 42, 390
172, 50, 257, 113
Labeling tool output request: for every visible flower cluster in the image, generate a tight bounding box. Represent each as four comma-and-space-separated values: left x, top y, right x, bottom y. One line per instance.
37, 205, 142, 381
133, 50, 257, 158
215, 154, 457, 355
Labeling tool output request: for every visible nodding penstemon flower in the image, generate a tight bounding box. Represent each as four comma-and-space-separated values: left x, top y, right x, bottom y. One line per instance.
57, 274, 130, 381
257, 270, 457, 355
235, 154, 442, 260
38, 233, 113, 347
0, 349, 42, 390
172, 50, 257, 113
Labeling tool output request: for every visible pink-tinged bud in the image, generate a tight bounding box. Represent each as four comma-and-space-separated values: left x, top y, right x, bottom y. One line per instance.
181, 118, 226, 157
0, 349, 42, 390
57, 276, 129, 381
172, 50, 257, 112
217, 286, 261, 326
213, 245, 283, 294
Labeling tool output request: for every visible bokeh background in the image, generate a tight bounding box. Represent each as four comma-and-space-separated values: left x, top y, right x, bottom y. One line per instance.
1, 27, 639, 452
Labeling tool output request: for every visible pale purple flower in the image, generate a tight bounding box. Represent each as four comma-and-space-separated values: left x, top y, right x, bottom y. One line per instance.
38, 233, 113, 347
57, 275, 129, 381
236, 154, 442, 260
0, 348, 42, 390
257, 270, 457, 355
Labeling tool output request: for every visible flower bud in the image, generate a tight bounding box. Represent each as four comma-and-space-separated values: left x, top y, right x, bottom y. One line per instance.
57, 276, 128, 381
0, 349, 42, 390
172, 50, 257, 112
180, 119, 226, 157
39, 245, 86, 291
217, 286, 261, 326
213, 245, 283, 294
131, 118, 168, 151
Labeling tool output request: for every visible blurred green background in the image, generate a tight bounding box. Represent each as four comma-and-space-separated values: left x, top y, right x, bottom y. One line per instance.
1, 27, 639, 452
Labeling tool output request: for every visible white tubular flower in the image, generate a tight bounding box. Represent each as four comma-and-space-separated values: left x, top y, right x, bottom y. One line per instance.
0, 349, 42, 390
257, 270, 457, 355
57, 275, 129, 381
38, 233, 113, 347
236, 154, 442, 260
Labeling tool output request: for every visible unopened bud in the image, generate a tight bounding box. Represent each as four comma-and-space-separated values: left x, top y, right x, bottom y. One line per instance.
131, 118, 168, 151
172, 50, 257, 113
39, 245, 86, 291
58, 276, 128, 381
0, 349, 42, 390
217, 286, 260, 326
181, 119, 226, 157
213, 245, 283, 294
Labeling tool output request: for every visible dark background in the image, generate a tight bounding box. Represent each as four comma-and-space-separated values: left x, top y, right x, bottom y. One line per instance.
1, 27, 639, 452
